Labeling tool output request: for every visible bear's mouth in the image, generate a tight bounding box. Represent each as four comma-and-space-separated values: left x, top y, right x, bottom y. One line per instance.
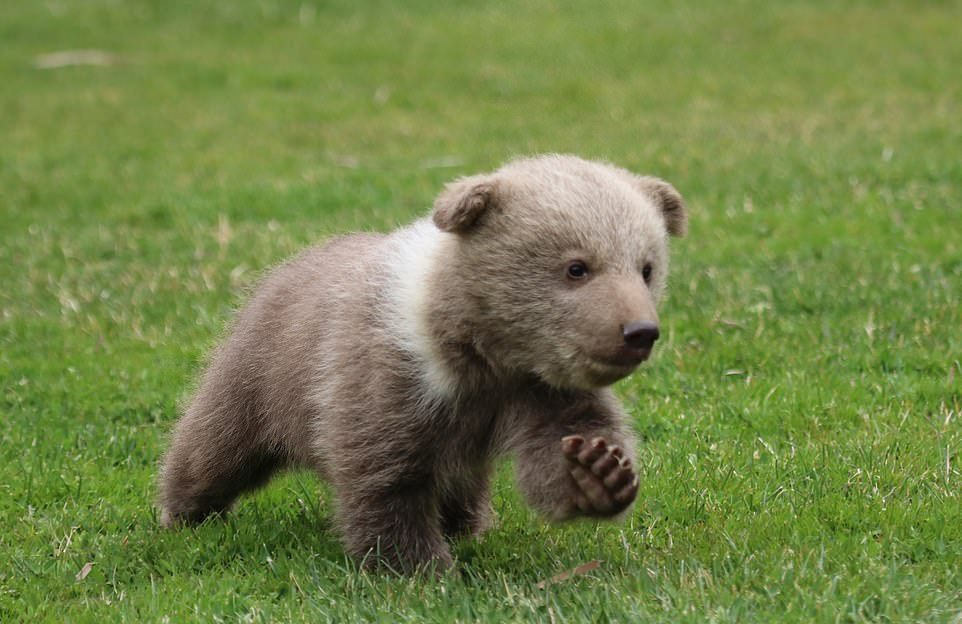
563, 345, 650, 387
578, 350, 648, 386
591, 346, 652, 370
602, 348, 651, 368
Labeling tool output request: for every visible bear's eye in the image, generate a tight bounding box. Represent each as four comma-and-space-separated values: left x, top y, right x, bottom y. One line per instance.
566, 261, 589, 280
642, 263, 653, 284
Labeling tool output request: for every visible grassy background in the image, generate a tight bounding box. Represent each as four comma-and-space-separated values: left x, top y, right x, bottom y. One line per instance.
2, 0, 961, 621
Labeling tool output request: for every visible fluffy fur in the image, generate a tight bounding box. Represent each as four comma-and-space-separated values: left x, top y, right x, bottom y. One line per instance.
158, 154, 686, 573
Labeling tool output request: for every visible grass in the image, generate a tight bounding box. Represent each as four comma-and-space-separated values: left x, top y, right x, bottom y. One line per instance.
2, 0, 961, 621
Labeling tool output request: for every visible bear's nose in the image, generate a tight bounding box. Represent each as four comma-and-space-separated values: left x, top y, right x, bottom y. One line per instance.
623, 321, 660, 350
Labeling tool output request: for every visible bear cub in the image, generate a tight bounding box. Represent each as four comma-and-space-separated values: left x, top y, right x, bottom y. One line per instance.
158, 154, 686, 573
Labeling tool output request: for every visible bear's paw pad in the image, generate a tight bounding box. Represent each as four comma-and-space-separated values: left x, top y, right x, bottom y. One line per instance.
561, 435, 638, 516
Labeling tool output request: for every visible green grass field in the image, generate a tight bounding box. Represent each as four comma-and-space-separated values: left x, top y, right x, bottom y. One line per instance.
2, 0, 961, 621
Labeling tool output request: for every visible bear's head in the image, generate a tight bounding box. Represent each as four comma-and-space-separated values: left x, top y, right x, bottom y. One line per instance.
431, 155, 686, 390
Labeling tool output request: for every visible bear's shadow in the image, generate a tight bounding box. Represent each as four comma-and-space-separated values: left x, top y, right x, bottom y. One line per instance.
155, 472, 552, 582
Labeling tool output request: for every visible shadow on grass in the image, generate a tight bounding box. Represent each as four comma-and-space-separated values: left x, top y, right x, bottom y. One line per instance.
145, 469, 619, 587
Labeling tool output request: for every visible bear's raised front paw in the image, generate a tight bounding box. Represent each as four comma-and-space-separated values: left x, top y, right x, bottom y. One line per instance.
561, 435, 639, 516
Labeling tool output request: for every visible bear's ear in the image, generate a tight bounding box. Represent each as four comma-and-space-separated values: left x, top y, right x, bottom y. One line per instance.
432, 175, 497, 233
632, 176, 687, 237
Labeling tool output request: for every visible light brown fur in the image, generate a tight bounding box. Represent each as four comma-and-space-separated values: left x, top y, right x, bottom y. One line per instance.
158, 154, 686, 573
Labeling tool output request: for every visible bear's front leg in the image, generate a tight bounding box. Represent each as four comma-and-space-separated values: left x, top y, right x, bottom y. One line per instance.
336, 485, 453, 575
439, 469, 496, 540
507, 388, 640, 521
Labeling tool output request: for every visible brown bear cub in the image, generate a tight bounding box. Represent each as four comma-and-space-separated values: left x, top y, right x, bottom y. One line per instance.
158, 154, 686, 573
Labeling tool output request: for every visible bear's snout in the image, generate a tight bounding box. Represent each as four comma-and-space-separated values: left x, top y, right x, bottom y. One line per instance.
577, 278, 662, 375
622, 320, 659, 351
599, 320, 660, 367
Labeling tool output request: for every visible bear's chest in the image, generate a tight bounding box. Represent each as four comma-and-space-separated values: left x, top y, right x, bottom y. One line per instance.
416, 395, 502, 468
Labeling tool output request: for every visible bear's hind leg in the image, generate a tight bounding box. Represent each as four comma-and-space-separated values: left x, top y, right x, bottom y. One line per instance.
158, 403, 284, 526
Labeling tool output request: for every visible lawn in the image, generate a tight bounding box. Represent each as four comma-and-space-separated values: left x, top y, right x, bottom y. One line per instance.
2, 0, 961, 621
